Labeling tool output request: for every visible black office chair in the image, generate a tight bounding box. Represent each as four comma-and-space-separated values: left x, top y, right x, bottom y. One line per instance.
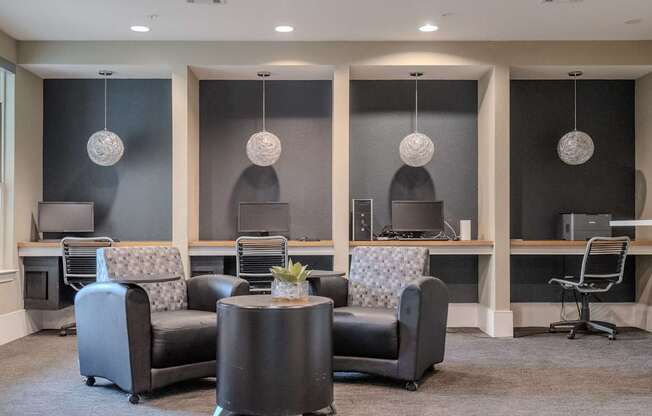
60, 236, 113, 336
548, 236, 630, 340
236, 236, 288, 294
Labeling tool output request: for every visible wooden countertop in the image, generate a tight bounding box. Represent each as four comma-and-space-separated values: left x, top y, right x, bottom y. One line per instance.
189, 240, 333, 247
350, 240, 493, 247
510, 239, 652, 247
17, 241, 172, 248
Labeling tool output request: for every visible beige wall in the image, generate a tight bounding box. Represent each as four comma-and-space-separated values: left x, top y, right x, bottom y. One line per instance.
0, 67, 43, 315
0, 29, 16, 63
636, 74, 652, 314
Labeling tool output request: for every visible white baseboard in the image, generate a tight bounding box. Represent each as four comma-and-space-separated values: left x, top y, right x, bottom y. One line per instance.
0, 309, 40, 346
633, 303, 652, 332
511, 302, 637, 328
448, 303, 479, 327
477, 304, 514, 338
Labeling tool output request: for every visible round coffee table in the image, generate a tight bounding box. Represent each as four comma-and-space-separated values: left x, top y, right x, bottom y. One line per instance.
214, 295, 334, 416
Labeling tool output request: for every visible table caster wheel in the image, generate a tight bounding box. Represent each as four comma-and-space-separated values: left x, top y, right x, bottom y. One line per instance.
128, 394, 140, 404
405, 381, 419, 392
84, 376, 95, 386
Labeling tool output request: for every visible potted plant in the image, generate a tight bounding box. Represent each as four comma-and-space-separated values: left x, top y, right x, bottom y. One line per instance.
270, 260, 312, 300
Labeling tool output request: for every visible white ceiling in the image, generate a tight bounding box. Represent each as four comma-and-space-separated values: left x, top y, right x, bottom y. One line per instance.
0, 0, 651, 41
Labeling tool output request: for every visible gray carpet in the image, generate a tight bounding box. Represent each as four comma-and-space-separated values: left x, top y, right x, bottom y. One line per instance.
1, 328, 651, 416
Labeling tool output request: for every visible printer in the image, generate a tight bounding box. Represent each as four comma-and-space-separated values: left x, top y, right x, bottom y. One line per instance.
558, 213, 612, 241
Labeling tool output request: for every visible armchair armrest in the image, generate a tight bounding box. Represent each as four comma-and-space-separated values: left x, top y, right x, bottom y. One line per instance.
75, 282, 151, 394
396, 276, 449, 382
309, 275, 349, 307
187, 274, 250, 312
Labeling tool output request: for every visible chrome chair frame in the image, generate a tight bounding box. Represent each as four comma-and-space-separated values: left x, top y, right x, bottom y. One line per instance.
548, 236, 630, 340
60, 236, 114, 335
236, 236, 288, 294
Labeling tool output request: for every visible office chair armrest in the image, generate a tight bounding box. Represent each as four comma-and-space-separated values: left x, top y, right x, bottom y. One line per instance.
309, 275, 349, 307
75, 282, 152, 394
187, 274, 250, 312
397, 276, 449, 382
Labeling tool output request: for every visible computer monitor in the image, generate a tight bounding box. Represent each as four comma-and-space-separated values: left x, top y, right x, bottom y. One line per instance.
238, 202, 290, 234
38, 202, 95, 233
391, 200, 444, 233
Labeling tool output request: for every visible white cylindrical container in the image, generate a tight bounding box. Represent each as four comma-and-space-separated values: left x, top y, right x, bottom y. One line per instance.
460, 220, 471, 241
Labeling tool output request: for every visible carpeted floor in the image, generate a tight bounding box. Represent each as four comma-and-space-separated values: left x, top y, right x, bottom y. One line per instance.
1, 328, 651, 416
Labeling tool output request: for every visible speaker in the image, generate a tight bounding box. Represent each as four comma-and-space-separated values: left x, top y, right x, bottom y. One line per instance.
352, 199, 373, 241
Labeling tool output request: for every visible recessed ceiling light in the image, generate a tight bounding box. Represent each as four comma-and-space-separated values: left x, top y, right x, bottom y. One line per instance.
130, 25, 150, 33
419, 24, 438, 32
275, 25, 294, 33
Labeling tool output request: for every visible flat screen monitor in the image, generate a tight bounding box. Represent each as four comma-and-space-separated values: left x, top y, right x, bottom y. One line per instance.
391, 200, 444, 233
238, 202, 290, 234
38, 202, 95, 233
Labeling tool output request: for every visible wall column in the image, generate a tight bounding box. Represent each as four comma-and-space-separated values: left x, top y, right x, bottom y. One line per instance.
478, 65, 513, 337
171, 66, 199, 277
332, 65, 350, 273
635, 73, 652, 331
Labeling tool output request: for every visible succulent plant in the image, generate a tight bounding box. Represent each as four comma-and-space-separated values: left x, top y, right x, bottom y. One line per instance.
270, 260, 312, 283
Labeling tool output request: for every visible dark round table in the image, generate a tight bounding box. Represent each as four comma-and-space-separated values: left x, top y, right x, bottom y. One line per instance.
214, 295, 334, 416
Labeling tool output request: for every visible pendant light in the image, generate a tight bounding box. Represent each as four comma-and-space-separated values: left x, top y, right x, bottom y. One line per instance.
399, 72, 435, 167
87, 70, 124, 166
557, 71, 594, 165
246, 71, 282, 166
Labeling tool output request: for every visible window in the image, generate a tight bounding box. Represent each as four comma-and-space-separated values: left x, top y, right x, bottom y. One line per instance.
0, 68, 14, 269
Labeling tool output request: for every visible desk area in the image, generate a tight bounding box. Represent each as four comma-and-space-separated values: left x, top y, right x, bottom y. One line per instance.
510, 240, 652, 255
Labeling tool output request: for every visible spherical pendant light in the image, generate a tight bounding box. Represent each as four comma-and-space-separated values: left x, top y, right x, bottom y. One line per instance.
558, 71, 594, 165
400, 72, 434, 167
247, 72, 282, 166
87, 70, 124, 166
400, 132, 435, 167
557, 130, 594, 166
87, 130, 125, 166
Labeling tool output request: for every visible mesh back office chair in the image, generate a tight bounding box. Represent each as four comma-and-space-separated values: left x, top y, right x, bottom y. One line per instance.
548, 236, 630, 340
236, 236, 288, 294
60, 237, 113, 335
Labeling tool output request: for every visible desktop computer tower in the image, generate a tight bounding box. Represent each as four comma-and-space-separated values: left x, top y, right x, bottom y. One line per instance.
352, 199, 373, 240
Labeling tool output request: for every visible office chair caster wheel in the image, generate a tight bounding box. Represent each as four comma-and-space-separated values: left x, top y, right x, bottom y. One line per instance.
405, 381, 419, 392
128, 394, 140, 404
548, 325, 555, 333
84, 376, 95, 386
59, 329, 68, 337
567, 332, 576, 339
608, 334, 616, 341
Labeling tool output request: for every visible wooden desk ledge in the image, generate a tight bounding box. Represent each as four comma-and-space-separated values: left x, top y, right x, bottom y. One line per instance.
17, 241, 172, 248
189, 240, 334, 247
511, 239, 652, 247
349, 240, 494, 247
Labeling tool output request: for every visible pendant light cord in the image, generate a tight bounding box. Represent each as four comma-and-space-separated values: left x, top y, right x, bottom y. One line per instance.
414, 76, 419, 133
262, 77, 266, 132
104, 75, 108, 131
573, 76, 577, 131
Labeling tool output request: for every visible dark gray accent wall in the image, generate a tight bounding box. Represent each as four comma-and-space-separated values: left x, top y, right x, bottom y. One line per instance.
43, 79, 172, 240
199, 80, 332, 240
510, 80, 636, 302
510, 80, 635, 240
350, 80, 478, 236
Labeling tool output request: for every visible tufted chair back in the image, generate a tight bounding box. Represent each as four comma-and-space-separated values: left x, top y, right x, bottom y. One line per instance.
348, 246, 430, 309
97, 246, 188, 312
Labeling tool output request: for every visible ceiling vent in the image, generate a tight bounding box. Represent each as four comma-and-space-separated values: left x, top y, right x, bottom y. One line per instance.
187, 0, 226, 4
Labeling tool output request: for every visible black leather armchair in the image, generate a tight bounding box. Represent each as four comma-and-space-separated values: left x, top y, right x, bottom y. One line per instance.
75, 247, 249, 404
312, 246, 448, 391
